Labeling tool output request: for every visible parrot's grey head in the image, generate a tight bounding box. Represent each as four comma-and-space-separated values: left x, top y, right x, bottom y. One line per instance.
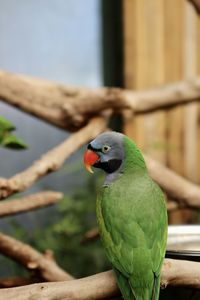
84, 131, 125, 174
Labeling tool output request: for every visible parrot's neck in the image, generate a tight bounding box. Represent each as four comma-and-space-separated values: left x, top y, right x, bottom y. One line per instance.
104, 163, 124, 185
104, 136, 147, 186
123, 136, 147, 174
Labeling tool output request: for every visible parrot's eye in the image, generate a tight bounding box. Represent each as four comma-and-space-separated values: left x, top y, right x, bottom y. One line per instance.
102, 145, 111, 153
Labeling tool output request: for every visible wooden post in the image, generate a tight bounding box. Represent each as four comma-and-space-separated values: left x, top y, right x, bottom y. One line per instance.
183, 1, 199, 184
195, 4, 200, 184
123, 0, 200, 223
123, 0, 167, 164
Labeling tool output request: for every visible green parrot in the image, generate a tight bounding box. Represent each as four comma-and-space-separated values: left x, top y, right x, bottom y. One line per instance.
83, 131, 168, 300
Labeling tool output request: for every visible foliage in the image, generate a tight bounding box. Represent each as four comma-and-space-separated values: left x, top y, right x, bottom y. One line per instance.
0, 116, 27, 150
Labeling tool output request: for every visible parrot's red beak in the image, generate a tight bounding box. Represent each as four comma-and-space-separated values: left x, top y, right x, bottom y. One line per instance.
83, 149, 100, 173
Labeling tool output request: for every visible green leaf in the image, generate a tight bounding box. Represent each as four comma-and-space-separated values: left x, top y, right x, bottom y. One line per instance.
1, 134, 28, 150
0, 116, 15, 131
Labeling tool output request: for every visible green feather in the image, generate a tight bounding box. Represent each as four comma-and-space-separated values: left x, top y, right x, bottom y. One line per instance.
96, 135, 167, 300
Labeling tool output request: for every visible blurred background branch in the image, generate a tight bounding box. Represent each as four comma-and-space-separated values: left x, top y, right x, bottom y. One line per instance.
0, 117, 107, 199
0, 191, 63, 217
0, 71, 200, 130
0, 232, 73, 281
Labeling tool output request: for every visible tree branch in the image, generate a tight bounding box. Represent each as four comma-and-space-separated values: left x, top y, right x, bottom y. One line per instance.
145, 156, 200, 209
0, 232, 73, 282
189, 0, 200, 13
0, 277, 38, 288
166, 200, 180, 212
0, 271, 118, 300
161, 259, 200, 289
0, 71, 200, 130
81, 228, 99, 244
0, 191, 63, 217
0, 259, 199, 300
0, 117, 107, 199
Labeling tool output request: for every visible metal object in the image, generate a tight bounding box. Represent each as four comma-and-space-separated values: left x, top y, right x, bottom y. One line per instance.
166, 225, 200, 261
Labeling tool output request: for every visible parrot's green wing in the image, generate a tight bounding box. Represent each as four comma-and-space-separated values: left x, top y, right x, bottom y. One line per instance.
96, 174, 167, 300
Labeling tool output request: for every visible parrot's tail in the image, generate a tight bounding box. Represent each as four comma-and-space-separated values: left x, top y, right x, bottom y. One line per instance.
129, 274, 161, 300
129, 286, 158, 300
151, 274, 161, 300
114, 268, 161, 300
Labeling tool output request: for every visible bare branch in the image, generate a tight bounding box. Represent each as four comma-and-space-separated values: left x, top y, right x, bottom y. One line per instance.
0, 271, 118, 300
145, 156, 200, 209
166, 200, 180, 212
0, 191, 62, 217
81, 228, 99, 244
0, 259, 199, 300
0, 277, 38, 288
161, 259, 200, 289
0, 71, 200, 130
0, 232, 73, 282
189, 0, 200, 14
0, 71, 70, 129
0, 117, 107, 199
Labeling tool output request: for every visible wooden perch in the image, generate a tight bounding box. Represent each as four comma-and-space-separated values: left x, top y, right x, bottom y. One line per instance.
0, 259, 199, 300
0, 271, 118, 300
0, 116, 107, 199
0, 71, 200, 130
161, 259, 200, 289
0, 191, 62, 217
0, 277, 38, 288
0, 232, 73, 282
145, 156, 200, 209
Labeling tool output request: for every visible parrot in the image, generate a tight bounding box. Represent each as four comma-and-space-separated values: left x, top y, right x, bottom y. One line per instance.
83, 131, 168, 300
